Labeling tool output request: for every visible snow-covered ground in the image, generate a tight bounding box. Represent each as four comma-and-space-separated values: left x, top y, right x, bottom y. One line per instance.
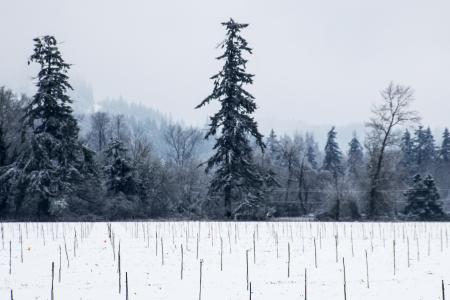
0, 221, 449, 299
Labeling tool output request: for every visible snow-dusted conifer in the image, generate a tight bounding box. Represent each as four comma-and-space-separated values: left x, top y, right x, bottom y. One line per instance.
400, 129, 414, 173
404, 174, 445, 220
440, 128, 450, 163
322, 126, 343, 175
0, 36, 95, 218
305, 133, 319, 170
347, 134, 363, 177
266, 129, 281, 161
0, 126, 7, 167
196, 19, 265, 219
103, 138, 135, 195
414, 126, 436, 170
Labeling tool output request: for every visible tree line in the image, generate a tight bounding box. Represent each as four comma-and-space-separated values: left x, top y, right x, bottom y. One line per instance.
0, 19, 449, 221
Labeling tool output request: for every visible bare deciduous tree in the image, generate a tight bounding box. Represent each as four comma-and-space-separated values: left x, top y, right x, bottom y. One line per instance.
129, 121, 152, 164
111, 114, 129, 142
164, 124, 203, 168
89, 112, 110, 152
366, 82, 420, 217
279, 134, 304, 203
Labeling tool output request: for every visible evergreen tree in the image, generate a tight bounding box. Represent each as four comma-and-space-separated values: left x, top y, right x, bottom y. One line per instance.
0, 87, 20, 167
196, 19, 265, 219
305, 133, 319, 170
414, 126, 436, 170
347, 134, 363, 177
103, 139, 135, 195
423, 127, 436, 163
1, 36, 94, 218
404, 174, 445, 220
0, 126, 7, 167
440, 128, 450, 163
266, 129, 280, 161
322, 126, 343, 175
413, 126, 425, 166
400, 129, 415, 174
322, 126, 343, 219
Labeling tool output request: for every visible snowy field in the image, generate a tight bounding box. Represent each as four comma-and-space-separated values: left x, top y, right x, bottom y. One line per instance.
0, 221, 449, 299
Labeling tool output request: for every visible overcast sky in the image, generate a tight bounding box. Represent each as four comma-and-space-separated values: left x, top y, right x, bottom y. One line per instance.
1, 0, 450, 133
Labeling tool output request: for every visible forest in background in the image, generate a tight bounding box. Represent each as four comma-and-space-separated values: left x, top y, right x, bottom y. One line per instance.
1, 20, 450, 221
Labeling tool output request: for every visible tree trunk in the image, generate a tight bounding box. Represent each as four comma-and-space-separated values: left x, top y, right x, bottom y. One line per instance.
334, 175, 340, 221
224, 185, 232, 219
369, 127, 390, 218
285, 162, 292, 202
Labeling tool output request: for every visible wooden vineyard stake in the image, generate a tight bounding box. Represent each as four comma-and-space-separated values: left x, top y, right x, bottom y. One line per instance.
365, 249, 369, 288
304, 268, 307, 300
126, 272, 129, 300
343, 257, 347, 300
181, 244, 184, 280
288, 242, 291, 278
51, 262, 54, 300
246, 249, 249, 290
199, 259, 204, 300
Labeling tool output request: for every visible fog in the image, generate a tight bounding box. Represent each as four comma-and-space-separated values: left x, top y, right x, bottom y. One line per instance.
1, 0, 450, 133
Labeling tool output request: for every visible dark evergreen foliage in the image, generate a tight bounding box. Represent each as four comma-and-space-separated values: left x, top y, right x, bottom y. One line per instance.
0, 36, 96, 218
414, 126, 436, 171
103, 139, 136, 195
440, 128, 450, 163
196, 19, 266, 219
305, 133, 319, 170
404, 174, 445, 220
1, 29, 449, 222
322, 126, 344, 220
400, 129, 415, 173
0, 126, 7, 167
347, 135, 363, 177
266, 129, 281, 161
322, 126, 343, 175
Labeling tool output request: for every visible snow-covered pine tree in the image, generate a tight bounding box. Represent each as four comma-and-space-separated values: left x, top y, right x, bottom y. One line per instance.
196, 19, 265, 219
322, 126, 344, 219
423, 127, 437, 163
0, 36, 95, 218
103, 138, 136, 195
347, 134, 363, 177
403, 174, 445, 220
266, 129, 281, 161
305, 133, 319, 170
0, 126, 7, 167
323, 126, 343, 175
0, 87, 19, 167
101, 138, 139, 218
414, 126, 436, 171
440, 128, 450, 163
400, 129, 415, 174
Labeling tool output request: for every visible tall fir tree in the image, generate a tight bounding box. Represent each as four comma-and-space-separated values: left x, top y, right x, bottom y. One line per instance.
322, 126, 343, 175
196, 19, 265, 219
400, 129, 415, 174
305, 133, 319, 170
414, 126, 436, 170
266, 129, 280, 161
404, 174, 445, 220
0, 36, 94, 218
103, 138, 135, 195
423, 127, 436, 163
440, 128, 450, 163
322, 126, 343, 219
0, 126, 7, 167
347, 134, 363, 177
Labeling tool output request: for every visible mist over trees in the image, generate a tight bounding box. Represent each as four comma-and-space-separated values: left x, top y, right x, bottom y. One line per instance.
0, 22, 449, 221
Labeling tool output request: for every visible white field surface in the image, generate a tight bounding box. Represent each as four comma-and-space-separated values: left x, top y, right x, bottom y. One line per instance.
0, 222, 449, 300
